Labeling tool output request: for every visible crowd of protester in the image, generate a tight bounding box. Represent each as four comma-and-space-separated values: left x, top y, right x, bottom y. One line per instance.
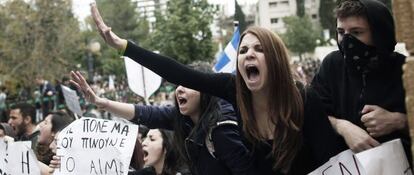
292, 58, 322, 85
0, 0, 412, 174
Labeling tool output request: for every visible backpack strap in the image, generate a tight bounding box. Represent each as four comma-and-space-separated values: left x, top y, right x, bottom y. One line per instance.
205, 120, 238, 158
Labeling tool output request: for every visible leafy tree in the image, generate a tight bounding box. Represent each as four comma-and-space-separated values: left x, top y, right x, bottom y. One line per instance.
282, 16, 320, 59
149, 0, 216, 64
235, 0, 246, 33
0, 0, 83, 89
319, 0, 336, 40
88, 0, 150, 76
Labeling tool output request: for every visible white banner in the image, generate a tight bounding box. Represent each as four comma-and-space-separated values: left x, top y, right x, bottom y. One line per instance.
123, 56, 162, 101
61, 85, 83, 116
54, 117, 138, 175
0, 140, 41, 175
309, 139, 412, 175
356, 139, 412, 175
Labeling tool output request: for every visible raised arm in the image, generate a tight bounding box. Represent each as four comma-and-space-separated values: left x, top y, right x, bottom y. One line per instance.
124, 41, 236, 103
90, 2, 127, 51
90, 2, 235, 104
70, 71, 135, 119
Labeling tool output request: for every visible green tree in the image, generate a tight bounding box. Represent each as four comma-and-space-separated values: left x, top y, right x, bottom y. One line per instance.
88, 0, 150, 76
319, 0, 336, 40
235, 0, 246, 33
0, 0, 83, 89
149, 0, 216, 64
282, 16, 320, 59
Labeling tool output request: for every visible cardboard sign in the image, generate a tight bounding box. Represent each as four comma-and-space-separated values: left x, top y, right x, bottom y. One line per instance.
54, 117, 138, 175
309, 139, 412, 175
0, 140, 41, 175
61, 85, 83, 116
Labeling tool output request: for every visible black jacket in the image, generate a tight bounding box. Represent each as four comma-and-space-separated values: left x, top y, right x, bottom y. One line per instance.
132, 100, 257, 175
312, 0, 412, 163
124, 41, 341, 174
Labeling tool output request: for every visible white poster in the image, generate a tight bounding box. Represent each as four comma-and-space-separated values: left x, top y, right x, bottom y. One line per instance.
61, 85, 83, 116
309, 139, 412, 175
356, 139, 412, 175
54, 117, 138, 175
309, 150, 365, 175
0, 140, 41, 175
123, 56, 162, 101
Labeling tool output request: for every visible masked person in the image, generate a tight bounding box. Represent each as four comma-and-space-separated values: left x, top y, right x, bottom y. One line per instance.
311, 0, 412, 163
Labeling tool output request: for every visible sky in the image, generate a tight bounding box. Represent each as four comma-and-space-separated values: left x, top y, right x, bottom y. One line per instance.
71, 0, 258, 21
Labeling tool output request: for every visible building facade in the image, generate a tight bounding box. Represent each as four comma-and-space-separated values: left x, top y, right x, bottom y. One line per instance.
255, 0, 320, 33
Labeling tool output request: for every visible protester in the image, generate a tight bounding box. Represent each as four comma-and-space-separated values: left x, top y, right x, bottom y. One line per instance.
35, 76, 56, 119
0, 86, 7, 122
55, 76, 71, 110
90, 3, 341, 174
71, 62, 255, 174
129, 129, 182, 175
311, 0, 412, 162
130, 131, 145, 171
0, 122, 16, 142
38, 111, 74, 165
8, 103, 39, 150
47, 131, 61, 173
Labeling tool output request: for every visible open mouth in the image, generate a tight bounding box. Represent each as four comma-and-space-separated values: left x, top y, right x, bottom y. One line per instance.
143, 150, 149, 160
177, 97, 187, 105
245, 65, 260, 81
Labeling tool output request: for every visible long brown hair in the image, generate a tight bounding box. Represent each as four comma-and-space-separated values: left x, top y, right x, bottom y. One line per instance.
235, 26, 304, 172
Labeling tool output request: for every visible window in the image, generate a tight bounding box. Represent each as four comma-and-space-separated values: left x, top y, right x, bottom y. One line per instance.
312, 14, 317, 19
269, 2, 277, 7
280, 0, 289, 5
271, 18, 279, 24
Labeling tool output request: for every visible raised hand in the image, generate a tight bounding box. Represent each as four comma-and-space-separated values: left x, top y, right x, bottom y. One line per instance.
90, 2, 127, 50
70, 71, 108, 109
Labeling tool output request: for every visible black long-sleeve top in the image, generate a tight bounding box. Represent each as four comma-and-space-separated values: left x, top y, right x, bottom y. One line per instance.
124, 41, 342, 174
132, 100, 257, 175
312, 50, 412, 163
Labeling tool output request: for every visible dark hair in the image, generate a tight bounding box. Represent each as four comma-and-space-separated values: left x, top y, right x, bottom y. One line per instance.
236, 26, 304, 172
10, 103, 36, 124
139, 125, 149, 138
0, 123, 16, 138
129, 125, 150, 170
173, 61, 220, 168
159, 129, 181, 175
335, 0, 366, 19
47, 111, 74, 133
130, 138, 144, 171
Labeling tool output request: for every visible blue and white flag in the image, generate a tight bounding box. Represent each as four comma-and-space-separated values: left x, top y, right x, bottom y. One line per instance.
213, 27, 240, 73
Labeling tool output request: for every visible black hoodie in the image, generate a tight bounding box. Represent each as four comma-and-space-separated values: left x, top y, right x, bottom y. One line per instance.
312, 0, 412, 163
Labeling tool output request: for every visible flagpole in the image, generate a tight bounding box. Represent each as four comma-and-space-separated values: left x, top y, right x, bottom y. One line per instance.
141, 65, 149, 105
234, 21, 239, 32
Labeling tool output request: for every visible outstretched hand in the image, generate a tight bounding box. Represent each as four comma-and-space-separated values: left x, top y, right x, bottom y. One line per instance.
90, 2, 127, 50
70, 71, 108, 109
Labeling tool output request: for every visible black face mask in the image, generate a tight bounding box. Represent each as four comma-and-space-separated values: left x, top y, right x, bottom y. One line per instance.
339, 34, 382, 72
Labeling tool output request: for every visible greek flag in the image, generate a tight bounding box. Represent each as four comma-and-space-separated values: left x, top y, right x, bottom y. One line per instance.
213, 27, 240, 73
